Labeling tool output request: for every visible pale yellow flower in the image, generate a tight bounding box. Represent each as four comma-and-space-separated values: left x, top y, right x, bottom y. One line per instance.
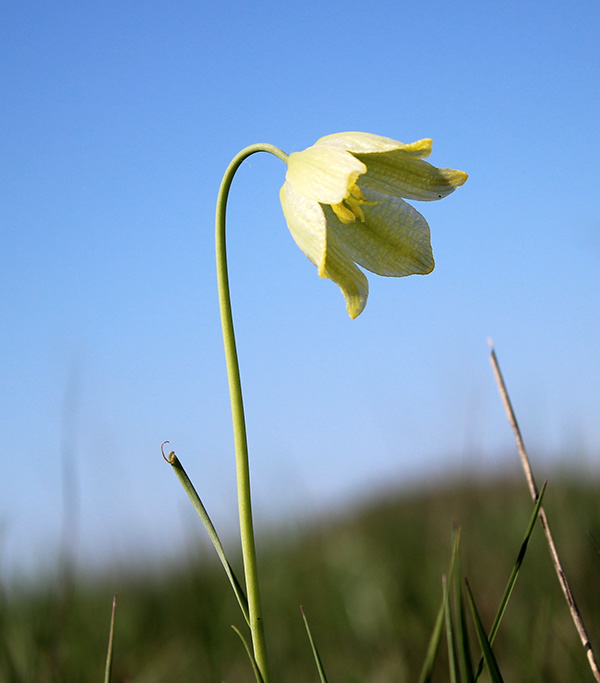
279, 132, 468, 318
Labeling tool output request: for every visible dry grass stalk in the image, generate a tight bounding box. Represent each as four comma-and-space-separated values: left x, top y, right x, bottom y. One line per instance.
488, 340, 600, 682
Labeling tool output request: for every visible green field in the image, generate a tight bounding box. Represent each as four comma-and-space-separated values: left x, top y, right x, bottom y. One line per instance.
2, 474, 599, 682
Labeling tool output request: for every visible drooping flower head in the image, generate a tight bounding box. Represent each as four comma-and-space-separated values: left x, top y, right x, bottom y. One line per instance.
279, 132, 467, 318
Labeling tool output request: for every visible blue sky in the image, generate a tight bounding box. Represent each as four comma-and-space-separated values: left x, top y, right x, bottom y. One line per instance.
1, 0, 599, 577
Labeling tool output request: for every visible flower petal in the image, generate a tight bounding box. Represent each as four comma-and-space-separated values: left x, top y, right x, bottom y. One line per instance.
320, 222, 370, 319
356, 152, 468, 201
279, 181, 326, 269
285, 144, 366, 204
280, 182, 369, 318
324, 183, 434, 277
316, 132, 433, 159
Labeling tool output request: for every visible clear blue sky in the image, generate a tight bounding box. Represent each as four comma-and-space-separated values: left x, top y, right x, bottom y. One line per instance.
1, 0, 599, 577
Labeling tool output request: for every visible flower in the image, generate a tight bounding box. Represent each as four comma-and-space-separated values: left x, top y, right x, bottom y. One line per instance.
279, 132, 468, 318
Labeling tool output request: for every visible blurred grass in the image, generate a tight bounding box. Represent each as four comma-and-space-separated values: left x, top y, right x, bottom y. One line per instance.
1, 474, 599, 682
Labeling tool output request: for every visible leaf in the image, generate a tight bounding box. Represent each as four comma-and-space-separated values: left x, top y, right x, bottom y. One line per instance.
301, 607, 329, 683
466, 579, 504, 683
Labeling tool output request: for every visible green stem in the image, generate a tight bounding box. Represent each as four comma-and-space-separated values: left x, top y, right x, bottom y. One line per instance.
215, 143, 288, 683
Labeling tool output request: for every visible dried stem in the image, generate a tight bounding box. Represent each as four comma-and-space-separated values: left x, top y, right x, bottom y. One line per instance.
488, 340, 600, 681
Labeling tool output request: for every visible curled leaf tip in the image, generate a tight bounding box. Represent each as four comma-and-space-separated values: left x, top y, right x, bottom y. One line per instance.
161, 440, 176, 464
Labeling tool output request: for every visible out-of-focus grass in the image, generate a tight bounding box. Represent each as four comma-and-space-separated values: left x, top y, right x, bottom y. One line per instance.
1, 474, 599, 682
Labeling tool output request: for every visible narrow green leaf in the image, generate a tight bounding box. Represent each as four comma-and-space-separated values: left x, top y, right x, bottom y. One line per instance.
417, 596, 445, 683
492, 481, 546, 642
301, 607, 329, 683
465, 579, 504, 683
443, 575, 460, 683
453, 554, 474, 683
419, 527, 461, 683
162, 443, 250, 626
232, 625, 264, 683
474, 481, 546, 680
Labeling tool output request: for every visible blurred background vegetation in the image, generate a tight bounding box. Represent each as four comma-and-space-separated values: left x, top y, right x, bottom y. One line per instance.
1, 474, 599, 682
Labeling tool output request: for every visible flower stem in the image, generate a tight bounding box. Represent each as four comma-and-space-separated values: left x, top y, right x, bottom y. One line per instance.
215, 143, 288, 683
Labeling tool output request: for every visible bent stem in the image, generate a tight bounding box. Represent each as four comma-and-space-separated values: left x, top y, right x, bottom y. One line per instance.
215, 143, 288, 683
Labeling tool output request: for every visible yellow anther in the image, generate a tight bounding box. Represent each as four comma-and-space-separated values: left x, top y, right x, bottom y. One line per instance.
331, 183, 377, 225
331, 201, 357, 224
350, 185, 368, 201
331, 183, 377, 224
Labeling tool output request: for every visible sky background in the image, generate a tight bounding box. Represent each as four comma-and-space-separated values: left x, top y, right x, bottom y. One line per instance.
1, 0, 599, 578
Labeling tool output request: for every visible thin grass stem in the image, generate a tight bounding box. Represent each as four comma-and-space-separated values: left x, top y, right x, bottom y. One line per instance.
488, 340, 600, 682
103, 594, 117, 683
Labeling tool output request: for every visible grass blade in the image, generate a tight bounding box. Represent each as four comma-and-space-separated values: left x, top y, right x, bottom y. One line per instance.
445, 528, 465, 683
490, 480, 546, 643
465, 579, 504, 683
103, 594, 117, 683
418, 595, 445, 683
453, 553, 474, 683
489, 342, 600, 681
419, 527, 462, 683
474, 480, 547, 680
443, 575, 460, 683
301, 606, 328, 683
